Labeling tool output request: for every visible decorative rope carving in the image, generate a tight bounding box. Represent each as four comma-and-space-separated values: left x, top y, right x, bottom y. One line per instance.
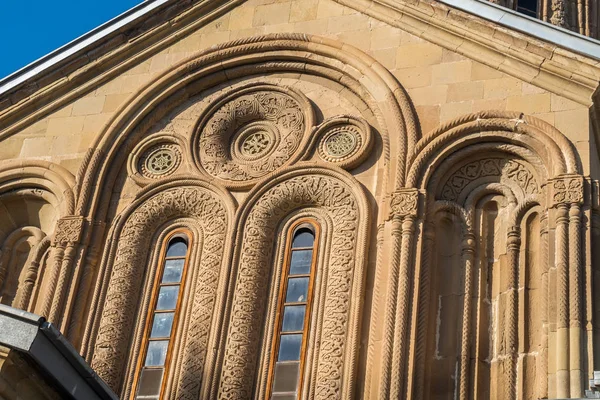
91, 186, 228, 395
218, 172, 365, 400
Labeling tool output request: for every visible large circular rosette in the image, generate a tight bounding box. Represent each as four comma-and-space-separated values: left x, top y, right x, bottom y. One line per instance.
192, 83, 314, 188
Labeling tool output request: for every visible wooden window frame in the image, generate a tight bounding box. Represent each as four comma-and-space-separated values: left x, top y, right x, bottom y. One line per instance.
130, 228, 192, 400
266, 218, 320, 400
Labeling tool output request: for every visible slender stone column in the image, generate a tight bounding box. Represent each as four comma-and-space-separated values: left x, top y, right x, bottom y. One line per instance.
551, 175, 585, 397
413, 220, 435, 400
379, 215, 403, 399
538, 212, 549, 398
458, 231, 476, 400
390, 214, 417, 399
569, 203, 584, 396
13, 237, 50, 311
380, 189, 419, 399
505, 226, 521, 400
46, 217, 84, 326
555, 203, 571, 397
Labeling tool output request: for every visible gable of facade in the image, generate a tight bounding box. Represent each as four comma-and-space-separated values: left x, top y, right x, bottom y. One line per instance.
0, 0, 599, 399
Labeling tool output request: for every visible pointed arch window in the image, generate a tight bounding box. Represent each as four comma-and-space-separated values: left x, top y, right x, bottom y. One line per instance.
132, 231, 191, 400
267, 220, 319, 399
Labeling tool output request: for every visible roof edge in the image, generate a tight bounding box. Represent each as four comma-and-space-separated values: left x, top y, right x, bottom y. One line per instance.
0, 0, 174, 96
438, 0, 600, 60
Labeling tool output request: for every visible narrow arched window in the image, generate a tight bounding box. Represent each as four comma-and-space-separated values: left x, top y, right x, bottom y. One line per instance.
515, 0, 538, 17
267, 220, 319, 399
132, 231, 191, 400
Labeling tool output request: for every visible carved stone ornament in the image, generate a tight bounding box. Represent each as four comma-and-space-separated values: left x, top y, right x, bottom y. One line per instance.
219, 171, 366, 400
91, 185, 228, 397
551, 175, 584, 206
390, 189, 419, 217
440, 158, 539, 201
139, 143, 182, 178
53, 217, 85, 245
193, 83, 314, 187
316, 115, 374, 169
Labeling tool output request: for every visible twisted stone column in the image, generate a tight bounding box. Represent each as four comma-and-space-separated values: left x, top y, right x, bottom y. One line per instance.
551, 175, 585, 397
458, 231, 476, 400
380, 189, 419, 399
505, 226, 521, 400
569, 202, 584, 396
555, 203, 571, 397
13, 237, 50, 311
46, 217, 84, 326
413, 220, 435, 400
390, 215, 417, 399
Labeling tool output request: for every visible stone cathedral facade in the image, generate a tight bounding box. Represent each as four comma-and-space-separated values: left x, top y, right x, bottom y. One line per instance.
2, 0, 600, 399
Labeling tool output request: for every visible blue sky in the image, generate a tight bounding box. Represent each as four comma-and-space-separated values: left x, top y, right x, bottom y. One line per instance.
0, 0, 143, 79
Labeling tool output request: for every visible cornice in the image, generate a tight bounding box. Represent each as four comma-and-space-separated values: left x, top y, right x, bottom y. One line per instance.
333, 0, 600, 106
0, 0, 244, 140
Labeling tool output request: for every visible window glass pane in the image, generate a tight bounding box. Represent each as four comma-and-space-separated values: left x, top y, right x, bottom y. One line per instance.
282, 305, 305, 332
278, 334, 302, 361
272, 361, 300, 394
145, 340, 169, 366
292, 228, 314, 248
150, 312, 174, 338
289, 250, 312, 275
156, 286, 179, 310
285, 278, 309, 303
162, 259, 184, 283
136, 368, 163, 397
166, 238, 187, 257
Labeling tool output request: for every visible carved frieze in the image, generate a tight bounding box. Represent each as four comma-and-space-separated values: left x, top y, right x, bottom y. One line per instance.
440, 158, 538, 201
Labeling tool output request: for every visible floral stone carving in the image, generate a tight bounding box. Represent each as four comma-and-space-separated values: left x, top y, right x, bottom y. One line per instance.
91, 185, 228, 397
193, 83, 314, 186
440, 158, 539, 201
316, 115, 373, 169
218, 171, 365, 400
139, 143, 182, 178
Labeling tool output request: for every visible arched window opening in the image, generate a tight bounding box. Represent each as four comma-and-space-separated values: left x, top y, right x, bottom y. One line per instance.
132, 232, 191, 400
515, 0, 538, 17
267, 221, 319, 400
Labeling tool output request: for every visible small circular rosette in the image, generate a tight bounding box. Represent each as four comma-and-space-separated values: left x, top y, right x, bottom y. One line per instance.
316, 115, 373, 169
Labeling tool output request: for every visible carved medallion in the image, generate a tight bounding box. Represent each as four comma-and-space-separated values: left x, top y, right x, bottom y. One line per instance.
193, 83, 314, 186
139, 143, 182, 179
316, 116, 373, 169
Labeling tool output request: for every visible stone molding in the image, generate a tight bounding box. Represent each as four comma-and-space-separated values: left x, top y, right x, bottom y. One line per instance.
88, 179, 234, 396
74, 34, 417, 221
214, 165, 369, 400
335, 0, 600, 105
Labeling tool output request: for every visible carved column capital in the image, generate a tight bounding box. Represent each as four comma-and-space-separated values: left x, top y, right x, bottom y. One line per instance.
53, 217, 85, 246
390, 189, 419, 218
550, 175, 584, 207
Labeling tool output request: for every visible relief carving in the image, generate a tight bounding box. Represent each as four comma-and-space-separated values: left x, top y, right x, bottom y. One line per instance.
219, 172, 365, 400
53, 217, 85, 246
91, 185, 228, 397
193, 83, 314, 186
440, 158, 538, 201
551, 175, 584, 206
390, 189, 419, 217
